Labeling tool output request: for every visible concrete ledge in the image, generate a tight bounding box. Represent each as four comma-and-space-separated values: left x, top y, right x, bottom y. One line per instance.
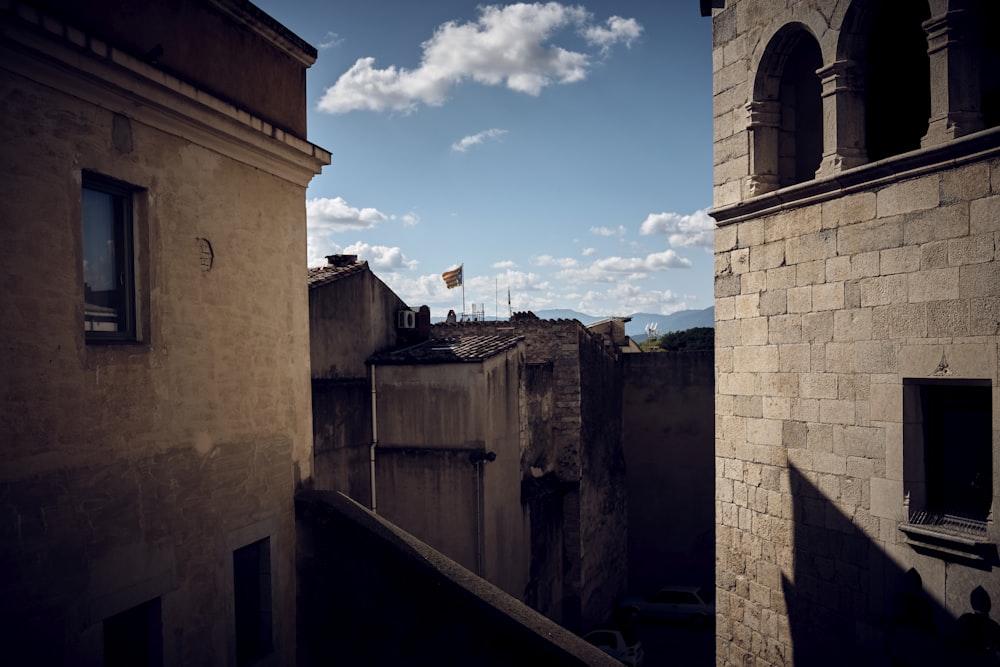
295, 490, 619, 666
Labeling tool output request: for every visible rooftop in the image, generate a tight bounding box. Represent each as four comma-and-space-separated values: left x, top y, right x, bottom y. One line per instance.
307, 259, 368, 288
369, 335, 522, 365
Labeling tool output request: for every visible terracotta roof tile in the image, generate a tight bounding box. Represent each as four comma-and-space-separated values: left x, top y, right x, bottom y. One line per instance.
307, 261, 368, 288
369, 335, 522, 365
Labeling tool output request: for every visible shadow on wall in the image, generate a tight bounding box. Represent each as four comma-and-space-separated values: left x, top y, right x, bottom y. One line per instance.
782, 464, 1000, 666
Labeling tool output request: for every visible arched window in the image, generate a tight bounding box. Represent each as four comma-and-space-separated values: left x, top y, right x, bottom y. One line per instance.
749, 25, 823, 194
982, 0, 1000, 129
864, 0, 931, 161
780, 37, 824, 185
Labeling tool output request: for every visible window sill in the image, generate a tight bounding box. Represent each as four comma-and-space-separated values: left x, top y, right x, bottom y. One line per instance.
899, 521, 995, 564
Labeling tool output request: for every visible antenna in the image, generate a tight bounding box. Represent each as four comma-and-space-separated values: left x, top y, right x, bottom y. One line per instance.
644, 321, 659, 340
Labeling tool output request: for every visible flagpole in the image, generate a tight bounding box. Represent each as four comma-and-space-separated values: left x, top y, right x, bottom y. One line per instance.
462, 266, 466, 317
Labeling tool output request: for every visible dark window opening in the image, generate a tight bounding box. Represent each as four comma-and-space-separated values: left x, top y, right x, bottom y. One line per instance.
779, 36, 823, 186
103, 598, 163, 667
982, 0, 1000, 129
865, 0, 931, 161
82, 172, 136, 341
234, 538, 273, 666
904, 379, 993, 530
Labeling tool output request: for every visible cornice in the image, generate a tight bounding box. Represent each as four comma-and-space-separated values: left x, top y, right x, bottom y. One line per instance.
1, 3, 331, 187
710, 126, 1000, 225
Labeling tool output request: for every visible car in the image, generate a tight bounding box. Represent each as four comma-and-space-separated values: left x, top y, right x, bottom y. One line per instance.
618, 584, 716, 625
583, 626, 645, 666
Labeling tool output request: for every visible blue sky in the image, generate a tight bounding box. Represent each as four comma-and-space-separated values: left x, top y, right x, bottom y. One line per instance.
254, 1, 714, 318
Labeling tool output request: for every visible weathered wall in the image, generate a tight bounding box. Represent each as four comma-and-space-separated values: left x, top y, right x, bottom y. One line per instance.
311, 378, 373, 502
622, 351, 715, 594
373, 349, 530, 600
578, 325, 629, 627
0, 2, 326, 663
432, 318, 628, 629
710, 1, 1000, 665
309, 268, 407, 380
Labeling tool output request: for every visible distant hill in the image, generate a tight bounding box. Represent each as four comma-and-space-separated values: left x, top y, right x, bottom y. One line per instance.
532, 306, 715, 341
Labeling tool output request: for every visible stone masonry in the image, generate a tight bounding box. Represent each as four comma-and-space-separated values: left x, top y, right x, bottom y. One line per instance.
708, 1, 1000, 665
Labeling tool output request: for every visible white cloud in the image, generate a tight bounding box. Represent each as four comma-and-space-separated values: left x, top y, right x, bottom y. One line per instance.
452, 128, 508, 152
317, 3, 641, 114
590, 224, 626, 238
398, 212, 420, 227
555, 249, 692, 284
577, 282, 689, 317
342, 242, 418, 271
307, 197, 389, 231
639, 207, 715, 248
535, 254, 578, 268
583, 16, 642, 54
318, 31, 343, 49
492, 260, 517, 269
581, 247, 596, 256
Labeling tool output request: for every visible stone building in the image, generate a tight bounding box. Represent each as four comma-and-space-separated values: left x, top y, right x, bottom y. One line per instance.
0, 0, 329, 663
706, 0, 1000, 664
368, 335, 531, 600
308, 254, 417, 501
434, 315, 629, 631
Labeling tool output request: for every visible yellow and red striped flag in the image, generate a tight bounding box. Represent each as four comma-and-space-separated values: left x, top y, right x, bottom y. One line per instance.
442, 265, 463, 289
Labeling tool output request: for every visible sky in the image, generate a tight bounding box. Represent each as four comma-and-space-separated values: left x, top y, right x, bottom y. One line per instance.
253, 1, 714, 318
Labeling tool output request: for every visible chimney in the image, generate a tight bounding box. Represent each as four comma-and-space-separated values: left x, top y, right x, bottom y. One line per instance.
326, 254, 358, 267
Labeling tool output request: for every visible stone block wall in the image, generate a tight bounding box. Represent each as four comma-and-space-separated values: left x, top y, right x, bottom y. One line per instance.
709, 1, 1000, 665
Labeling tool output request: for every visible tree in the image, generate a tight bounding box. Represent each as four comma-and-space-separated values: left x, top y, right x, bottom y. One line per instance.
656, 327, 714, 352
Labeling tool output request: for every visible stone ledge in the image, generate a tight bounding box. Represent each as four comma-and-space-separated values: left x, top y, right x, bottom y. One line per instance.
711, 127, 1000, 226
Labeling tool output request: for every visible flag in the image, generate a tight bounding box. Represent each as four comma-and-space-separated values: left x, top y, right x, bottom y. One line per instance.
442, 265, 463, 289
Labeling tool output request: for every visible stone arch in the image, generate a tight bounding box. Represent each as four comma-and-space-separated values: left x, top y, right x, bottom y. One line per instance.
748, 23, 824, 194
839, 0, 931, 161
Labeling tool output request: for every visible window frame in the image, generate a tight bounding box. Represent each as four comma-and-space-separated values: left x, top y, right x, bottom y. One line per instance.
901, 377, 995, 561
82, 171, 138, 343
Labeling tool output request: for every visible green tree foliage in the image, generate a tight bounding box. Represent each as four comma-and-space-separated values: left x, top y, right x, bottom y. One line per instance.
655, 326, 714, 352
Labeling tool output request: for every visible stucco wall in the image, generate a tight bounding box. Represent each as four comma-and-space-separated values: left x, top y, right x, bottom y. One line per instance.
373, 349, 529, 600
309, 268, 407, 380
0, 3, 325, 663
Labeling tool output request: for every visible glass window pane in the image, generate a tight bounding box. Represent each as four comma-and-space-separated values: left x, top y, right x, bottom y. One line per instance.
82, 179, 132, 338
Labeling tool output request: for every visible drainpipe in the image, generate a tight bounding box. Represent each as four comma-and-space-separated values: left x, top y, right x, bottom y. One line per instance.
369, 364, 378, 513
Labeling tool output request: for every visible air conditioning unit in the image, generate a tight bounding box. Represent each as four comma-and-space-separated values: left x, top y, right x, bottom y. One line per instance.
397, 309, 416, 329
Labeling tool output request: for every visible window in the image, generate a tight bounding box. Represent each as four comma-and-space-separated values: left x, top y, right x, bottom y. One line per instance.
903, 379, 993, 536
748, 25, 823, 194
864, 0, 931, 161
82, 172, 136, 341
778, 34, 823, 186
234, 538, 273, 665
103, 597, 163, 667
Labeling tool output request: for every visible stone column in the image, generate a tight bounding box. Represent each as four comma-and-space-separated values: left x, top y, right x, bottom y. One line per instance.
921, 7, 983, 146
745, 100, 780, 196
815, 60, 867, 177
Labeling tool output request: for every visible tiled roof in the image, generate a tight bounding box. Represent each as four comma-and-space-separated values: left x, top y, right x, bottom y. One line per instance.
369, 335, 523, 365
308, 261, 368, 288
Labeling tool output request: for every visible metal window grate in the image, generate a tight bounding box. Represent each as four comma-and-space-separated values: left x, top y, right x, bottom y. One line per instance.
908, 511, 988, 538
